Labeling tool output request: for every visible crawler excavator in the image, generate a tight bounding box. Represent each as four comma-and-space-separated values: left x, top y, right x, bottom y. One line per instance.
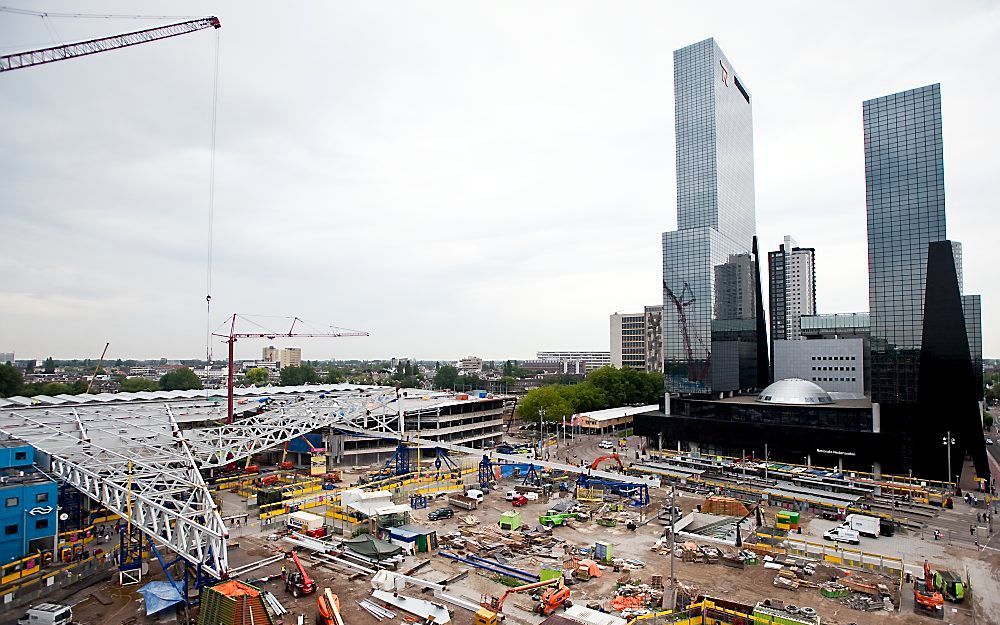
913, 560, 944, 614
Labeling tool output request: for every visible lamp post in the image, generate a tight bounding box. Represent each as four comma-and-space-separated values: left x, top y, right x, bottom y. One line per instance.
942, 431, 955, 492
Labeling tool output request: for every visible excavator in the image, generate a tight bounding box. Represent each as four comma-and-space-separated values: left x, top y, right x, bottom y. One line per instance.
590, 453, 624, 472
476, 577, 571, 625
913, 560, 944, 614
316, 588, 344, 625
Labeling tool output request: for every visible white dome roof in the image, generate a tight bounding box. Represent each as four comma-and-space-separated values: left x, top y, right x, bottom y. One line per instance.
756, 378, 834, 405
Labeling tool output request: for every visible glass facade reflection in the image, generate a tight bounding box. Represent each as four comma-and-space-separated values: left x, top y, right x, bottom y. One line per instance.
864, 84, 946, 403
663, 38, 758, 394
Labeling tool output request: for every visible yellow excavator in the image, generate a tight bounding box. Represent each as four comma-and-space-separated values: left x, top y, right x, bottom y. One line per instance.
475, 577, 570, 625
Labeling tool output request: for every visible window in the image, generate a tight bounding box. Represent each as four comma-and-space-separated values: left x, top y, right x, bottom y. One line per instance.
4, 524, 16, 536
34, 519, 48, 530
5, 497, 17, 508
35, 493, 48, 503
14, 451, 26, 461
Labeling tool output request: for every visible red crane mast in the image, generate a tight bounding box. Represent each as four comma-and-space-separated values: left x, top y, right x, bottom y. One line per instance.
213, 314, 369, 423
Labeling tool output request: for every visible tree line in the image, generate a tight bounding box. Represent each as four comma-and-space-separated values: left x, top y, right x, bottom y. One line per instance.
515, 366, 663, 421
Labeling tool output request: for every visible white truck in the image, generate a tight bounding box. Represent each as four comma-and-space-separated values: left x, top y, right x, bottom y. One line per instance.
841, 513, 880, 538
17, 604, 73, 625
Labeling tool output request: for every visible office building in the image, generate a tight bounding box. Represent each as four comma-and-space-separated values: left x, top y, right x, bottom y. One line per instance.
279, 347, 302, 369
864, 83, 985, 478
262, 346, 278, 363
611, 307, 665, 373
519, 359, 587, 376
0, 442, 57, 565
662, 38, 766, 395
457, 356, 483, 373
536, 351, 611, 369
768, 236, 816, 344
773, 338, 864, 395
0, 353, 13, 364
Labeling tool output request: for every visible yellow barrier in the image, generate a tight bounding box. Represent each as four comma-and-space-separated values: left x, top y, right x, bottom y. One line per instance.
0, 554, 40, 586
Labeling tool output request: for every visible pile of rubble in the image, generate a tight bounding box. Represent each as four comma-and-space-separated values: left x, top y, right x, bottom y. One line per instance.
608, 577, 664, 618
437, 524, 562, 564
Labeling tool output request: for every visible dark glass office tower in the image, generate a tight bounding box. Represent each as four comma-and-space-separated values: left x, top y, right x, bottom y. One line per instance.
865, 84, 987, 478
865, 84, 946, 402
662, 38, 761, 395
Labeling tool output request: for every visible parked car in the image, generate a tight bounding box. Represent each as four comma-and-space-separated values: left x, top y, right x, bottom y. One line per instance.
986, 438, 994, 445
505, 490, 540, 501
428, 507, 454, 521
823, 526, 861, 545
511, 495, 528, 507
598, 440, 614, 450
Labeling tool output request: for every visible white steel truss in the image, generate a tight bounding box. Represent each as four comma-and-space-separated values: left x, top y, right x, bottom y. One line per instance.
0, 387, 396, 579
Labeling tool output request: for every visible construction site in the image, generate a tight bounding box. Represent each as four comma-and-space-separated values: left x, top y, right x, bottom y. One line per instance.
0, 383, 995, 625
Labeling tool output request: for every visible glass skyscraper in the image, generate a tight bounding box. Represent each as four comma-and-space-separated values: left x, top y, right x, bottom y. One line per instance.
864, 84, 947, 403
663, 38, 759, 394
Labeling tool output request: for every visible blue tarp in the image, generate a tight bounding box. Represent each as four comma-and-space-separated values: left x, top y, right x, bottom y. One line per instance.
138, 580, 184, 615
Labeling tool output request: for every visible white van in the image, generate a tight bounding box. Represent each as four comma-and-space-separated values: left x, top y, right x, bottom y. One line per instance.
504, 490, 538, 501
465, 489, 485, 503
823, 526, 860, 545
17, 604, 73, 625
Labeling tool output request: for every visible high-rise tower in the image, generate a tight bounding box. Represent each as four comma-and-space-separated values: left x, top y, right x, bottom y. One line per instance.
768, 235, 816, 344
662, 38, 761, 394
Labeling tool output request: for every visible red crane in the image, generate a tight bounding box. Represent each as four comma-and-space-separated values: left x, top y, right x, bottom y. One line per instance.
664, 279, 710, 384
213, 314, 369, 423
0, 16, 221, 72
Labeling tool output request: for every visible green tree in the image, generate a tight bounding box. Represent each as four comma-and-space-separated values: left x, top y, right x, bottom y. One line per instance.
279, 364, 319, 386
244, 367, 271, 386
985, 412, 994, 430
433, 365, 459, 390
24, 361, 34, 375
159, 367, 203, 391
516, 385, 574, 422
0, 364, 24, 397
119, 378, 160, 393
43, 357, 55, 374
563, 381, 609, 412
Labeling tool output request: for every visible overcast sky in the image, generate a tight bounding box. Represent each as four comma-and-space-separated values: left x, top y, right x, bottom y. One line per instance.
1, 1, 997, 363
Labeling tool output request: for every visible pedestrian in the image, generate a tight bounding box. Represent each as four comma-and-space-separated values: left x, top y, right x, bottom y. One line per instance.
971, 524, 976, 536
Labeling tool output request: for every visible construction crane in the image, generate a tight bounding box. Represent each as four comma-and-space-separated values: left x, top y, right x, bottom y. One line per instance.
0, 16, 221, 73
284, 550, 316, 598
664, 279, 710, 385
213, 314, 369, 423
477, 577, 565, 625
84, 341, 110, 394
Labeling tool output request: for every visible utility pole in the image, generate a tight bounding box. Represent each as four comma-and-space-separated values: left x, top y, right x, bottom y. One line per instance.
943, 431, 954, 492
764, 443, 769, 482
668, 482, 676, 610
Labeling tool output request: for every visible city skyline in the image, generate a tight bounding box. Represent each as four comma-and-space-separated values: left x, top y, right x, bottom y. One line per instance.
1, 2, 998, 361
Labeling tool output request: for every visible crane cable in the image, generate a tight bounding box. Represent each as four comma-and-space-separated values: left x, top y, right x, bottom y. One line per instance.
206, 30, 220, 365
0, 6, 200, 20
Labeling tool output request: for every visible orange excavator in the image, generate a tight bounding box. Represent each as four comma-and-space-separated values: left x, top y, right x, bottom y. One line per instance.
476, 577, 570, 625
590, 453, 624, 472
913, 560, 944, 613
317, 588, 343, 625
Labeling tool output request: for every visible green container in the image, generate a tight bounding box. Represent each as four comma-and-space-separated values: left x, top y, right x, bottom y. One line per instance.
499, 511, 521, 531
595, 541, 613, 562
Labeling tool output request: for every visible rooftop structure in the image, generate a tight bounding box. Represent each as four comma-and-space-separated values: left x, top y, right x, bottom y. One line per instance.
756, 379, 834, 406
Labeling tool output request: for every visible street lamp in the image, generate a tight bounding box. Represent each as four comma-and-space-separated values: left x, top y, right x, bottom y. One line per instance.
942, 431, 956, 493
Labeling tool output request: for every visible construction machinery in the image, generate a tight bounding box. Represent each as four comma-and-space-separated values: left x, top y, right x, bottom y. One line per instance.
539, 512, 584, 527
933, 569, 965, 603
913, 560, 944, 614
536, 580, 572, 616
317, 588, 344, 625
477, 577, 566, 625
285, 551, 316, 598
590, 453, 625, 472
0, 15, 221, 72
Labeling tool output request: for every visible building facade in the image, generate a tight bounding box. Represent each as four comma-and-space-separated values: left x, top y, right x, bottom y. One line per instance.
262, 346, 278, 363
611, 312, 647, 371
773, 338, 865, 395
279, 347, 302, 369
864, 84, 985, 478
536, 351, 611, 369
768, 235, 816, 345
662, 38, 762, 395
0, 443, 57, 565
457, 356, 484, 373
